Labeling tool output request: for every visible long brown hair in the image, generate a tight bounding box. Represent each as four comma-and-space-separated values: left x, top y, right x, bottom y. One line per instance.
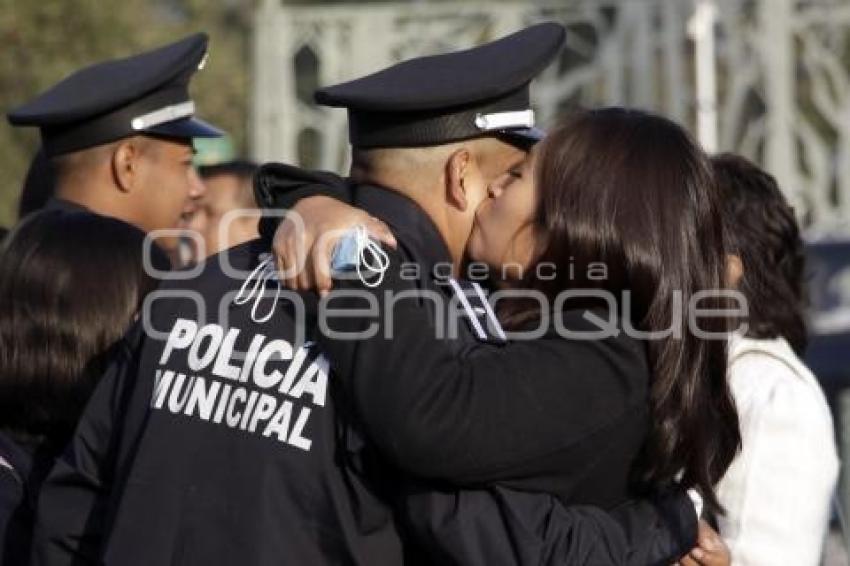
503, 108, 740, 515
0, 210, 167, 450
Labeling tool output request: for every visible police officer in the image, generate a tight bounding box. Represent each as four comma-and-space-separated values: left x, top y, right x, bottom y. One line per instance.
258, 21, 707, 564
33, 24, 697, 566
7, 33, 222, 257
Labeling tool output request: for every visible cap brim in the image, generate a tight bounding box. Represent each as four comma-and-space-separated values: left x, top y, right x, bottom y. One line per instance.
143, 116, 224, 139
497, 126, 546, 150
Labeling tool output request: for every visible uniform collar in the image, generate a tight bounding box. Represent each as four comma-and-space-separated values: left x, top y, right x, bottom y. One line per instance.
43, 197, 90, 214
351, 183, 453, 274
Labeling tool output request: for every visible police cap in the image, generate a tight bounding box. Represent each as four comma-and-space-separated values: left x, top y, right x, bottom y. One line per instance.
315, 22, 566, 149
7, 33, 222, 157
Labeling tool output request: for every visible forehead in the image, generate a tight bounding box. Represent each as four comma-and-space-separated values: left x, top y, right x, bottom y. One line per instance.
481, 139, 527, 168
147, 136, 194, 156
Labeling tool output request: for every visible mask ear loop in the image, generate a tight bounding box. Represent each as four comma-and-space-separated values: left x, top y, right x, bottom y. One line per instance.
250, 267, 282, 324
233, 254, 282, 323
355, 225, 389, 289
235, 254, 272, 305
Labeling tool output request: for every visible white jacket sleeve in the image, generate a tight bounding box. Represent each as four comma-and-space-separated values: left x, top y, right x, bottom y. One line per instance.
718, 352, 839, 566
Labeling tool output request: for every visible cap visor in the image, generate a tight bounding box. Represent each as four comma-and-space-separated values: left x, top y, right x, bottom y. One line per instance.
143, 116, 224, 139
497, 126, 546, 150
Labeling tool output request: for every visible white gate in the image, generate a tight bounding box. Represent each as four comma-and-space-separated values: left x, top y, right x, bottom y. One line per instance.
253, 0, 850, 237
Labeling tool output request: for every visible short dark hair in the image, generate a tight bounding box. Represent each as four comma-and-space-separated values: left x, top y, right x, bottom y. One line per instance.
712, 154, 808, 354
0, 210, 167, 449
198, 159, 259, 182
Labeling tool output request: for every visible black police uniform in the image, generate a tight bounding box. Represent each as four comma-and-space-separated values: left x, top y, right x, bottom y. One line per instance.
34, 240, 408, 566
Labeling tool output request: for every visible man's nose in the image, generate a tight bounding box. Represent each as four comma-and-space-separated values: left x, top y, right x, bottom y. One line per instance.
487, 184, 503, 199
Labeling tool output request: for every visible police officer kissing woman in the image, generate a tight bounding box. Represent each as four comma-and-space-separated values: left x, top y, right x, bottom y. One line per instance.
266, 28, 739, 566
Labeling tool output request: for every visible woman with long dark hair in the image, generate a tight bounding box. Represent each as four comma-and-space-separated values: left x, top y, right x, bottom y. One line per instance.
0, 210, 166, 563
465, 109, 740, 515
267, 107, 741, 564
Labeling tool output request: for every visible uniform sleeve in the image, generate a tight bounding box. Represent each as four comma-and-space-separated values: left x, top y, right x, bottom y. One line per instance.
400, 484, 697, 566
31, 326, 145, 566
717, 360, 839, 566
317, 248, 647, 484
254, 163, 355, 241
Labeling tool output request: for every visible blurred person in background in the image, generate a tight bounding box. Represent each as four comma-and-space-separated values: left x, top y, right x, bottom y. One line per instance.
5, 33, 222, 264
713, 153, 839, 565
179, 136, 259, 263
0, 210, 167, 564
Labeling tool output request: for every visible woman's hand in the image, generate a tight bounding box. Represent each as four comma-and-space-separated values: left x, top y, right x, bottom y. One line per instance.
273, 196, 396, 294
677, 521, 730, 566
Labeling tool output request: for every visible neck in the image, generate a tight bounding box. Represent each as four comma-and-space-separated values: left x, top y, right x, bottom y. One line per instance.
406, 194, 465, 275
55, 175, 137, 228
352, 170, 463, 275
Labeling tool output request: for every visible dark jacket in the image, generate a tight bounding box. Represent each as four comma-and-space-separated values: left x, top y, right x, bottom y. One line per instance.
313, 186, 649, 508
33, 241, 404, 566
0, 432, 53, 566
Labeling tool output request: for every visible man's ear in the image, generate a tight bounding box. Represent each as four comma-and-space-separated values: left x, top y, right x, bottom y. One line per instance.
111, 139, 141, 193
445, 148, 472, 212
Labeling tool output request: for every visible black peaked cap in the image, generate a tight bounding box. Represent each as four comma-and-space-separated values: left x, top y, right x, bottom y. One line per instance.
315, 22, 566, 149
8, 33, 222, 156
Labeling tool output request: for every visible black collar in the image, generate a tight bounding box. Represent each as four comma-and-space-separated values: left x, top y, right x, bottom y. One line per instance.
42, 198, 89, 214
351, 183, 453, 275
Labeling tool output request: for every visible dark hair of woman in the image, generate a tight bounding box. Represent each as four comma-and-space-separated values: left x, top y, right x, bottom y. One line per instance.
500, 108, 741, 516
0, 210, 166, 451
712, 153, 808, 355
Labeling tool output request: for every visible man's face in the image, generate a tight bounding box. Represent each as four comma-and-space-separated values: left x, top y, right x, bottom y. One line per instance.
468, 148, 538, 276
134, 137, 206, 248
451, 138, 526, 250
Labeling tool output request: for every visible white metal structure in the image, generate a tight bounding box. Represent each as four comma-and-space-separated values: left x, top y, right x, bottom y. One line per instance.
253, 0, 850, 237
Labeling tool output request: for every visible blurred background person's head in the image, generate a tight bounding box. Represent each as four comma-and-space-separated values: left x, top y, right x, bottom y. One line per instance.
713, 153, 808, 354
0, 210, 167, 454
186, 136, 259, 260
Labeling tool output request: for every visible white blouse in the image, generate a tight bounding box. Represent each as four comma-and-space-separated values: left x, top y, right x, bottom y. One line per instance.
716, 334, 840, 566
